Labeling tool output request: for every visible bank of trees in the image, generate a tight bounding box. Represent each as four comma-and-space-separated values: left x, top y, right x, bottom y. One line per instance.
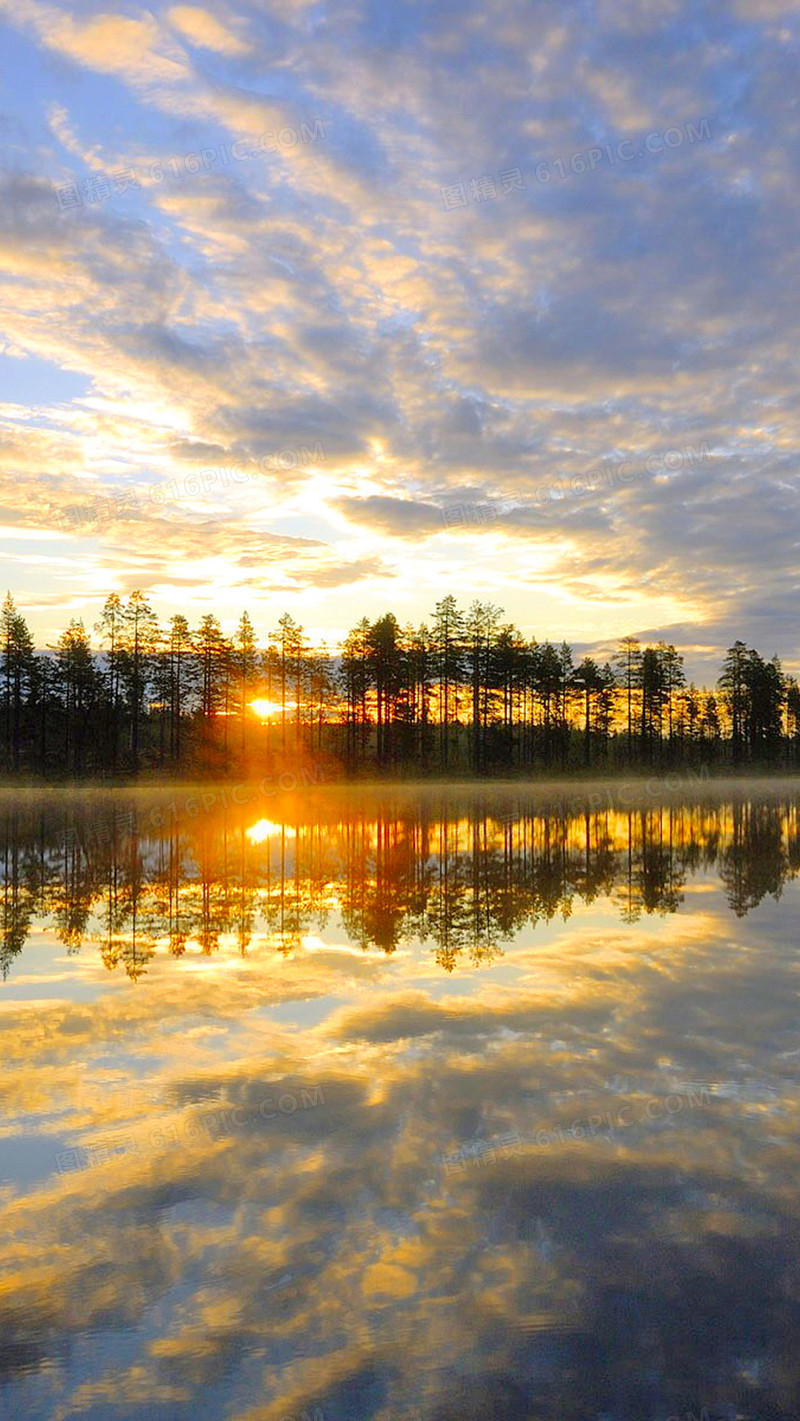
0, 589, 797, 778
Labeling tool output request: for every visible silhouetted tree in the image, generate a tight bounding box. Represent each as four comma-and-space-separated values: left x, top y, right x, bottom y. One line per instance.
1, 593, 34, 772
54, 621, 100, 774
614, 635, 642, 757
234, 611, 258, 755
431, 595, 465, 769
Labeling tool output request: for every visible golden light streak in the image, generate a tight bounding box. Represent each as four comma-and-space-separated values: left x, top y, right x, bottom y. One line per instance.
249, 698, 297, 719
245, 819, 296, 844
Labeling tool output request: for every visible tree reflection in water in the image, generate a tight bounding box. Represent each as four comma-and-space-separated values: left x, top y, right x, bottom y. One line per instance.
2, 790, 800, 980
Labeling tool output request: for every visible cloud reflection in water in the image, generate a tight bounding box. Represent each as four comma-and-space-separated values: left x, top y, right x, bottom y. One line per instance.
1, 787, 800, 1419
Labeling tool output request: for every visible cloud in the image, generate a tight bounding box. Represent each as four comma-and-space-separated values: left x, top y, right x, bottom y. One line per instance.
3, 837, 800, 1417
167, 5, 248, 55
331, 495, 445, 538
32, 4, 190, 86
0, 0, 796, 673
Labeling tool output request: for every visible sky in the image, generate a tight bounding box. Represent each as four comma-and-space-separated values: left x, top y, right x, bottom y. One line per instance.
0, 0, 797, 681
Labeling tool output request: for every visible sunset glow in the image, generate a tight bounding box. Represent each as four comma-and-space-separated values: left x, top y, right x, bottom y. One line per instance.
245, 818, 296, 844
0, 0, 794, 683
249, 699, 296, 721
3, 7, 799, 1418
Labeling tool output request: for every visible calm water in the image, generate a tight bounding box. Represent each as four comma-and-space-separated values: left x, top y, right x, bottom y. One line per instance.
2, 783, 800, 1421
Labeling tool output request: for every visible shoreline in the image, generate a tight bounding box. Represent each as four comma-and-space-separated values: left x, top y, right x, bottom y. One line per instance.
1, 770, 800, 799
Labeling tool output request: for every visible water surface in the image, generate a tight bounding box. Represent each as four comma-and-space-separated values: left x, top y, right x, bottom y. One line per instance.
2, 783, 800, 1421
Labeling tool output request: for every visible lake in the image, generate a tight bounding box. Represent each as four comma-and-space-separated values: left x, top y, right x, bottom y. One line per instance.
2, 781, 800, 1421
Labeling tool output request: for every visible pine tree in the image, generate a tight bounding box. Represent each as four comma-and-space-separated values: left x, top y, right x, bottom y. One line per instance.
197, 614, 225, 720
54, 621, 99, 775
167, 614, 195, 763
574, 656, 603, 767
121, 592, 159, 773
95, 594, 126, 772
1, 594, 34, 773
613, 635, 642, 755
718, 641, 750, 762
234, 612, 258, 754
431, 596, 465, 769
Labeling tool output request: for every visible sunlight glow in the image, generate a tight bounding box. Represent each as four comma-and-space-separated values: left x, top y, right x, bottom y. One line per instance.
245, 819, 296, 844
249, 698, 297, 719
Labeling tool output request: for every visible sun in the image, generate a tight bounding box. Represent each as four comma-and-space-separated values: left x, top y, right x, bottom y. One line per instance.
246, 819, 296, 843
249, 698, 296, 719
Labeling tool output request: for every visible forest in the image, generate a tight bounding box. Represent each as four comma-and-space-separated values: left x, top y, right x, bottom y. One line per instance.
1, 590, 797, 779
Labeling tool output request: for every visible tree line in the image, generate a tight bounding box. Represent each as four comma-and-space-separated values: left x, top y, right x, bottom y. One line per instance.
1, 590, 798, 778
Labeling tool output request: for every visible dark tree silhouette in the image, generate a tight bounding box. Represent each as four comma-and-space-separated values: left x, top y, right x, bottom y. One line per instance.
0, 590, 796, 780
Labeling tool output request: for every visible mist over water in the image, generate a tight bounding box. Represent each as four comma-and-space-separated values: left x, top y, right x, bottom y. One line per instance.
2, 785, 800, 1420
